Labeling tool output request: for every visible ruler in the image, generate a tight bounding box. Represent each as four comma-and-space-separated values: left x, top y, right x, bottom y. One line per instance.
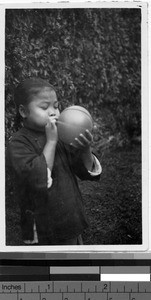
1, 260, 151, 299
0, 281, 151, 299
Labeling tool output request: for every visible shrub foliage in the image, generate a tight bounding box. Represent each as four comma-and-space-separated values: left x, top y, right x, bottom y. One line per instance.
5, 8, 141, 144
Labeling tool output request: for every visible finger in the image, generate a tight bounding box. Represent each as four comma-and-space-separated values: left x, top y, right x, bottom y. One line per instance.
45, 120, 50, 128
48, 116, 58, 123
51, 119, 57, 126
75, 137, 85, 147
78, 132, 93, 146
45, 119, 56, 130
78, 134, 89, 145
70, 138, 84, 149
48, 116, 57, 124
70, 142, 78, 149
93, 123, 97, 131
85, 129, 93, 142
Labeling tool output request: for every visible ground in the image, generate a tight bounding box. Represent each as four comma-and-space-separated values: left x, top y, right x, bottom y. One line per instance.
82, 144, 142, 245
6, 144, 142, 246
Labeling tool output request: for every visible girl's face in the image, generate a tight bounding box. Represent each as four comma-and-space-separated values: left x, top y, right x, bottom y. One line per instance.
24, 87, 60, 130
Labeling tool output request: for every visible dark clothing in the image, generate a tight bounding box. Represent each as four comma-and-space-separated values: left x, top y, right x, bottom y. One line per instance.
25, 235, 84, 246
7, 127, 100, 245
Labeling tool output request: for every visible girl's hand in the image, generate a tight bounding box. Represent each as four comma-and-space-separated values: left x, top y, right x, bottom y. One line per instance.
70, 129, 93, 152
45, 116, 58, 144
70, 129, 94, 170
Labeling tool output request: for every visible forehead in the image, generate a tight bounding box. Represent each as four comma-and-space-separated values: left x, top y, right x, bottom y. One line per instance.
32, 87, 57, 102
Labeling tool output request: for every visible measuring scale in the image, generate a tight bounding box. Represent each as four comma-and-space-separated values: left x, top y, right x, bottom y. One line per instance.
0, 260, 151, 300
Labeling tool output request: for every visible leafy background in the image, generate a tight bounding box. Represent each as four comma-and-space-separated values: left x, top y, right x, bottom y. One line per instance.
5, 8, 142, 245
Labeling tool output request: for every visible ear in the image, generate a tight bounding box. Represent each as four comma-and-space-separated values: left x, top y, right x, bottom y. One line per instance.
19, 105, 28, 119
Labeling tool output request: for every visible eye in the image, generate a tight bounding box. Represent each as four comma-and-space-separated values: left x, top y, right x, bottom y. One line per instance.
40, 105, 49, 110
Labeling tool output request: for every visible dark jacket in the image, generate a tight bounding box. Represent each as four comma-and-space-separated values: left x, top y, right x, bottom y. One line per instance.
7, 127, 100, 244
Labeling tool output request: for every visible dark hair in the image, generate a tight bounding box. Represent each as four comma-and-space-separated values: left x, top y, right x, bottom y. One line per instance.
14, 77, 56, 130
14, 77, 56, 108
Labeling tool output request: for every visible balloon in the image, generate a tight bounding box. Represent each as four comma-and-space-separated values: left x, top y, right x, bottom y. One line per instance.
57, 105, 93, 145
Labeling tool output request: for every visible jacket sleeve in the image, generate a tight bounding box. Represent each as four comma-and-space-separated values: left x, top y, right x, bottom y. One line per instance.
67, 147, 101, 181
6, 136, 48, 191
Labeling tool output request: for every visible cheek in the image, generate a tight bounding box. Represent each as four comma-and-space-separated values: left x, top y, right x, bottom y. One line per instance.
30, 109, 47, 121
56, 110, 60, 118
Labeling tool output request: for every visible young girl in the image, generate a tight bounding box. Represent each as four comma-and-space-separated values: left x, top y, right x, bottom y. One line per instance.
7, 78, 102, 245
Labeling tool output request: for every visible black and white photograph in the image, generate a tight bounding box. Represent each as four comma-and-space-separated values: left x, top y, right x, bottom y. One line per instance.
4, 2, 148, 251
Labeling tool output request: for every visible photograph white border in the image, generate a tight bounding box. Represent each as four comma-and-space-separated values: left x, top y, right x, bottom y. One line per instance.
1, 1, 149, 253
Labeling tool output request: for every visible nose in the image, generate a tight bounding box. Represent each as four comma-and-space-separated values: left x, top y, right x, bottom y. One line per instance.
48, 108, 56, 117
49, 113, 56, 117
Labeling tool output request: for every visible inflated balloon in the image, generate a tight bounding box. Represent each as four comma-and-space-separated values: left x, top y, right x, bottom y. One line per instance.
57, 105, 93, 145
